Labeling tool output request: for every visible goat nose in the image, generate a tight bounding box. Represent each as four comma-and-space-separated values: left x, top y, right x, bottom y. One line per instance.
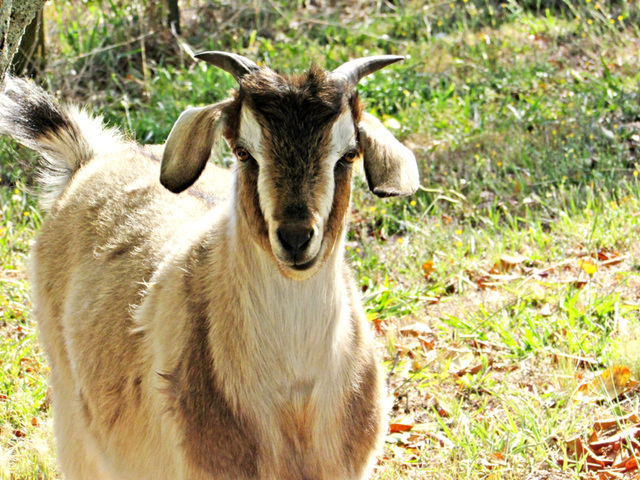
277, 226, 313, 255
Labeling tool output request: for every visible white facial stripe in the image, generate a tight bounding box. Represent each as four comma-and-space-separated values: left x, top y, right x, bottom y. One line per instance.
238, 106, 265, 162
328, 110, 356, 162
313, 110, 354, 222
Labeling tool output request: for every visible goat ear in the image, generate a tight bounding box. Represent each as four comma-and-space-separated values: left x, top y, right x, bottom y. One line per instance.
161, 100, 231, 193
358, 112, 420, 197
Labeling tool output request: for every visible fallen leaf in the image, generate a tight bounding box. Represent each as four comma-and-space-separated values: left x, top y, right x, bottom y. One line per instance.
575, 365, 638, 403
424, 431, 455, 449
399, 323, 432, 337
539, 303, 553, 316
597, 250, 623, 266
390, 413, 415, 433
422, 260, 435, 279
499, 254, 527, 272
450, 351, 474, 375
626, 457, 638, 471
594, 413, 640, 431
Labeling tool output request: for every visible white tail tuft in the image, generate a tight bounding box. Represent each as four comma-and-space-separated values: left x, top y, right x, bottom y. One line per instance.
0, 77, 123, 210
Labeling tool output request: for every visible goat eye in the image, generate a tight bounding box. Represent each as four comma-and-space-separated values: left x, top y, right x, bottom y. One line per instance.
343, 149, 358, 162
234, 147, 251, 161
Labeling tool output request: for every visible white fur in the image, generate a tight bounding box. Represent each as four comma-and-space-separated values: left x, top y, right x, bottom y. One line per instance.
238, 106, 265, 162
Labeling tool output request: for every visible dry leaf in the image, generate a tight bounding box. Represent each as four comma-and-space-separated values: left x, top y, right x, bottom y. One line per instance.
594, 413, 640, 431
450, 351, 475, 375
424, 431, 455, 449
539, 303, 553, 317
575, 365, 638, 402
597, 250, 624, 266
389, 413, 415, 433
422, 260, 435, 279
399, 323, 432, 337
499, 254, 527, 272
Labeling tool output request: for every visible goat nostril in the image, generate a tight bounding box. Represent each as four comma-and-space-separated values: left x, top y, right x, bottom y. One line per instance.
277, 227, 313, 255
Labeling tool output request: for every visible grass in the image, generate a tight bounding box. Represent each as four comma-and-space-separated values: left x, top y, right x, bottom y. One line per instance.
1, 0, 640, 478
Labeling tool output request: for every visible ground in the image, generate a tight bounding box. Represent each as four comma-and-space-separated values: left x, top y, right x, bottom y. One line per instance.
1, 1, 640, 479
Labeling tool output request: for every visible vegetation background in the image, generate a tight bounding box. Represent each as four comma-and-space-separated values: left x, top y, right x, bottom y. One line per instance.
1, 0, 640, 478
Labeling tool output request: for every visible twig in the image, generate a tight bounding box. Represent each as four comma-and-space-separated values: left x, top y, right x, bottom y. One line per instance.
49, 31, 156, 67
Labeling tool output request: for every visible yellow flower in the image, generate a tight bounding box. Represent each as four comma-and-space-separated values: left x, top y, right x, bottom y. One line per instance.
369, 206, 376, 212
356, 248, 361, 254
578, 259, 597, 276
403, 90, 409, 95
23, 211, 30, 217
455, 229, 463, 235
634, 171, 638, 177
589, 134, 594, 139
410, 102, 417, 107
437, 20, 443, 27
456, 241, 463, 247
397, 238, 403, 244
497, 161, 502, 167
610, 19, 615, 24
562, 176, 567, 181
618, 15, 624, 22
381, 209, 387, 215
587, 19, 593, 24
552, 130, 557, 135
13, 188, 20, 195
585, 0, 590, 2
410, 200, 417, 207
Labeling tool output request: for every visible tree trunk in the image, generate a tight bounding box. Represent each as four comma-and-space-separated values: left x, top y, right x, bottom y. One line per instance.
12, 7, 45, 77
0, 0, 47, 80
167, 0, 181, 35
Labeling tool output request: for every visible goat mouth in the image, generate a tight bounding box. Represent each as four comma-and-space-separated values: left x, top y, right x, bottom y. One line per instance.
291, 255, 317, 271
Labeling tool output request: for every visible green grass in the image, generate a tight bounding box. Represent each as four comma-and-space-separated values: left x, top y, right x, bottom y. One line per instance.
2, 1, 640, 478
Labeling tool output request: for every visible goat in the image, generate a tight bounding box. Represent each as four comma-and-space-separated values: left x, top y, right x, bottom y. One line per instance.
0, 52, 419, 480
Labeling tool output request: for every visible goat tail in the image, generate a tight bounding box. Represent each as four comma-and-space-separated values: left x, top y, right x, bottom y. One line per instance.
0, 76, 123, 210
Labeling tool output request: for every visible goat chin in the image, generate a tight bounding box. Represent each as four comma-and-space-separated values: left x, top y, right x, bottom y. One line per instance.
0, 54, 418, 480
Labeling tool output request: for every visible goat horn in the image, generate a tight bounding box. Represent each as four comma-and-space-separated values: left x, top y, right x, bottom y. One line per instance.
194, 51, 260, 82
331, 55, 404, 87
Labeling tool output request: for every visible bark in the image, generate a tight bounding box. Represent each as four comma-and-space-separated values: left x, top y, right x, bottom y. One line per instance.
12, 7, 45, 77
167, 0, 181, 35
0, 0, 47, 79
